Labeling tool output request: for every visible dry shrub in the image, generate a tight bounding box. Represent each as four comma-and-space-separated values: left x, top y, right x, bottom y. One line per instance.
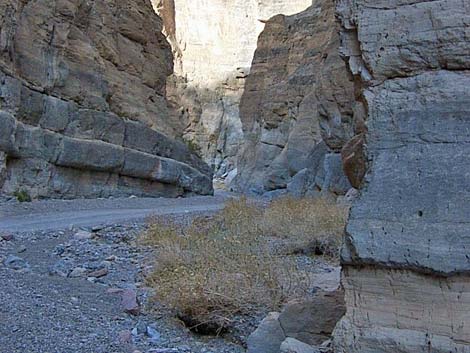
263, 197, 348, 258
142, 196, 347, 334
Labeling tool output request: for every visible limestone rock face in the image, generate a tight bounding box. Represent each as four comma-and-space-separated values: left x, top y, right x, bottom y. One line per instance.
0, 0, 213, 199
334, 1, 470, 352
154, 0, 312, 176
233, 0, 355, 195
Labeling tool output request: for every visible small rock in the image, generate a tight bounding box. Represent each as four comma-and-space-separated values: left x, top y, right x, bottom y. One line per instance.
4, 255, 30, 270
92, 225, 104, 232
109, 288, 140, 316
17, 245, 27, 253
280, 338, 320, 353
135, 321, 147, 335
88, 267, 108, 278
69, 267, 88, 278
146, 326, 161, 343
1, 233, 13, 241
118, 330, 133, 344
121, 289, 140, 316
49, 260, 73, 277
74, 230, 93, 240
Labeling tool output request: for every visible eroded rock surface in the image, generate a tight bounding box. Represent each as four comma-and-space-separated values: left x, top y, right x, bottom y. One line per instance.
154, 0, 312, 176
334, 1, 470, 352
0, 0, 213, 199
233, 0, 355, 196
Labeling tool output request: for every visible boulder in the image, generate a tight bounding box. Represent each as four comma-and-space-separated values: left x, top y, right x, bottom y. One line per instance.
247, 312, 285, 353
278, 291, 345, 346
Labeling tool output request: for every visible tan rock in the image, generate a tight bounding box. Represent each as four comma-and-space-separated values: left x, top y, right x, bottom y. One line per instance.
155, 0, 312, 175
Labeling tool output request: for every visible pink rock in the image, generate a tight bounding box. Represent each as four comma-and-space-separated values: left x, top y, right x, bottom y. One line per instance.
121, 289, 140, 316
1, 234, 13, 241
118, 330, 133, 344
107, 288, 141, 315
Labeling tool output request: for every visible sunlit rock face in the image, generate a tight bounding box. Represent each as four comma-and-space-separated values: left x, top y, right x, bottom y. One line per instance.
232, 0, 355, 196
334, 1, 470, 352
154, 0, 312, 176
0, 0, 213, 199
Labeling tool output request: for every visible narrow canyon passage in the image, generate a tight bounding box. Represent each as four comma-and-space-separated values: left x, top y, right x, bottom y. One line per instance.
0, 0, 469, 353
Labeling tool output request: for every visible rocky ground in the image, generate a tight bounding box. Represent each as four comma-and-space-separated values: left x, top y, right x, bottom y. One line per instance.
0, 195, 339, 353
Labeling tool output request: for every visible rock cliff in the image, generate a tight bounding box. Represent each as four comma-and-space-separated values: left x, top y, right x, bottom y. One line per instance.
154, 0, 312, 176
0, 0, 213, 199
334, 1, 470, 352
233, 0, 355, 196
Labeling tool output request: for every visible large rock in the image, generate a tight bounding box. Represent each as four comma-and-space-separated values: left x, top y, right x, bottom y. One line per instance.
154, 0, 312, 176
0, 0, 213, 199
233, 0, 355, 196
278, 291, 345, 346
247, 312, 286, 353
334, 1, 470, 352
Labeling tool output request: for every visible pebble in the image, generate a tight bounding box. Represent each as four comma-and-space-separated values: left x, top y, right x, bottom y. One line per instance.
134, 321, 148, 335
118, 330, 133, 344
17, 245, 27, 253
88, 267, 108, 278
1, 234, 13, 241
147, 326, 161, 343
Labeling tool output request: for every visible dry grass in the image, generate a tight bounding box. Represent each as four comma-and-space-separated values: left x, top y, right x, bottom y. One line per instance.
263, 197, 347, 258
141, 196, 347, 334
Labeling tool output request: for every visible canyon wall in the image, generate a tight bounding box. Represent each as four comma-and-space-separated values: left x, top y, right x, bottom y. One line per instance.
0, 0, 213, 199
334, 1, 470, 352
233, 0, 355, 196
154, 0, 312, 176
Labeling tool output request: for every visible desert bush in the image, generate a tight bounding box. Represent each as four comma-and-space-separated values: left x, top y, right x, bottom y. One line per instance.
263, 197, 348, 258
142, 196, 347, 334
13, 189, 32, 202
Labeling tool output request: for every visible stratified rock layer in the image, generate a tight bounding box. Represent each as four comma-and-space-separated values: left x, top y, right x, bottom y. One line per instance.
233, 0, 355, 196
0, 0, 213, 199
334, 1, 470, 352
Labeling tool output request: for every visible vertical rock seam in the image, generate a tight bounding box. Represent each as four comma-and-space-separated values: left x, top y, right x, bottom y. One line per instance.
0, 0, 213, 199
334, 1, 470, 352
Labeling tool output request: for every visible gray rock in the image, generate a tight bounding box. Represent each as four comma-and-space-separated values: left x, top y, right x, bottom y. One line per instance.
69, 267, 88, 278
280, 338, 320, 353
247, 312, 285, 353
334, 1, 470, 352
233, 1, 354, 196
74, 230, 93, 241
49, 260, 74, 278
0, 0, 213, 200
4, 255, 30, 271
146, 326, 161, 343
